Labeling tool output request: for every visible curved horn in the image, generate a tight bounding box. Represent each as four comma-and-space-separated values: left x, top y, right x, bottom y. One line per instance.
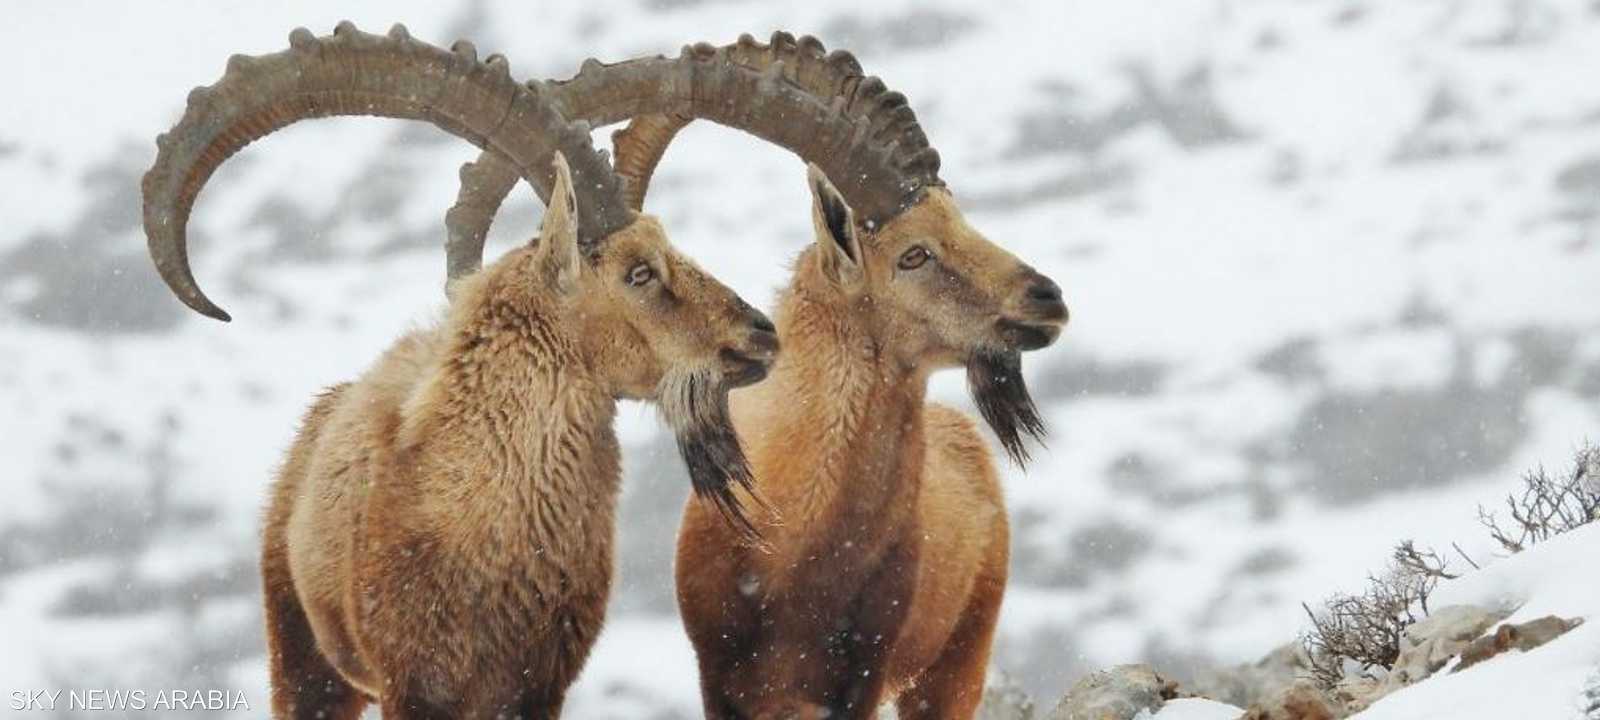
445, 32, 941, 248
609, 111, 692, 210
443, 154, 523, 284
607, 32, 918, 212
142, 21, 633, 321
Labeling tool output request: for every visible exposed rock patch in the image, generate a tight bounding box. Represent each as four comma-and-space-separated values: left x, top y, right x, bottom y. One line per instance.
1454, 615, 1585, 672
1045, 664, 1177, 720
1382, 605, 1505, 686
1240, 680, 1344, 720
1189, 642, 1312, 710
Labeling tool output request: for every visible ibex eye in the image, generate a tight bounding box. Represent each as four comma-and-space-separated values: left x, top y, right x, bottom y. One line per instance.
897, 246, 931, 270
626, 263, 656, 286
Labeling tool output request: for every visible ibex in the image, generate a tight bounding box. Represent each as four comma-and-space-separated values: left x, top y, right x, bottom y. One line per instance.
446, 33, 1070, 720
141, 24, 777, 719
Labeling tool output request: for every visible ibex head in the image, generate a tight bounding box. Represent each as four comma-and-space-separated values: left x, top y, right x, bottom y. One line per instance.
798, 166, 1065, 464
803, 166, 1066, 365
526, 157, 776, 534
140, 23, 775, 533
528, 154, 778, 401
444, 31, 1069, 464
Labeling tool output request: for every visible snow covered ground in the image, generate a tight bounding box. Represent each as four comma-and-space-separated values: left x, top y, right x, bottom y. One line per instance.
1354, 523, 1600, 720
1149, 523, 1600, 719
1, 0, 1597, 717
1154, 697, 1251, 720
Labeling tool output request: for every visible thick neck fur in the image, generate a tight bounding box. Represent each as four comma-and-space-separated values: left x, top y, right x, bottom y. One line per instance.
755, 250, 928, 559
399, 247, 619, 540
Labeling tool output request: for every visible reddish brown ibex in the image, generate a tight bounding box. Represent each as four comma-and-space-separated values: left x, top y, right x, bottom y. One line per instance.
449, 32, 1070, 720
141, 24, 776, 719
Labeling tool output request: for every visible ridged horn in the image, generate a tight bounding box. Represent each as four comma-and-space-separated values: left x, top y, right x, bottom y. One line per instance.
610, 112, 692, 210
445, 31, 942, 249
142, 21, 634, 321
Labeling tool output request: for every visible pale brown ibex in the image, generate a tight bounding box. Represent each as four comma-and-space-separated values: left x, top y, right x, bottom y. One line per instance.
141, 23, 777, 719
446, 33, 1069, 720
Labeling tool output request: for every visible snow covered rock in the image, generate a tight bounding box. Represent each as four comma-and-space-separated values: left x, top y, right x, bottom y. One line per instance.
1384, 604, 1505, 688
1044, 664, 1176, 720
1331, 676, 1383, 715
1325, 601, 1517, 711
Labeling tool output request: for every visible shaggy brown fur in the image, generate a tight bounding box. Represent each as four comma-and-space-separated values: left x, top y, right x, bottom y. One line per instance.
675, 168, 1069, 719
261, 157, 776, 719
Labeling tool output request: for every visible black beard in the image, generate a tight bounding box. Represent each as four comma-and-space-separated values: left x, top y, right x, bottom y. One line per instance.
659, 368, 761, 540
966, 348, 1047, 467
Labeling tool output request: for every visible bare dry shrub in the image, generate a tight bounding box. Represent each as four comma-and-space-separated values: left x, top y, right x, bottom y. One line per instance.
1479, 443, 1600, 553
1300, 549, 1441, 690
1391, 540, 1458, 581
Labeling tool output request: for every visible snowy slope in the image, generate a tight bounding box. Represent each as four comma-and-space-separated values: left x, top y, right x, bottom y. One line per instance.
2, 1, 1598, 717
1354, 524, 1600, 720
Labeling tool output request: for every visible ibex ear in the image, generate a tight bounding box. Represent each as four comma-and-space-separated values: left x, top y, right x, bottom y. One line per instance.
807, 164, 862, 287
537, 151, 582, 294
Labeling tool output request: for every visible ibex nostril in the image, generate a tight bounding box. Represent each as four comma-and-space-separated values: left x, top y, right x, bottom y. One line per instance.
1025, 277, 1062, 304
746, 329, 780, 359
751, 314, 776, 334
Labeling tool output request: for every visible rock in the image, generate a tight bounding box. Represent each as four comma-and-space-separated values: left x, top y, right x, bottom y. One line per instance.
1239, 680, 1345, 720
1045, 664, 1177, 720
1455, 615, 1586, 672
1189, 642, 1312, 709
1331, 675, 1383, 714
878, 668, 1036, 719
1225, 605, 1578, 719
1366, 604, 1507, 701
977, 668, 1037, 720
